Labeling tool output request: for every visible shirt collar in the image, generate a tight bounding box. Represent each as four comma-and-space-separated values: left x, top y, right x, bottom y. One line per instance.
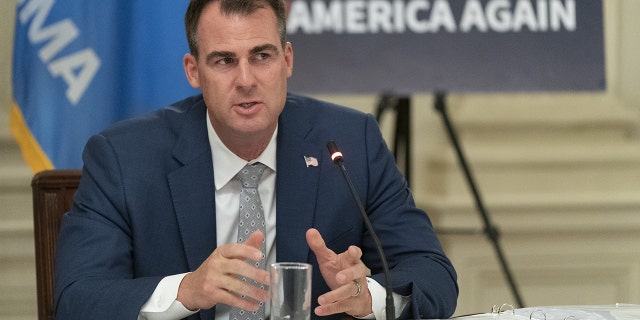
206, 110, 277, 191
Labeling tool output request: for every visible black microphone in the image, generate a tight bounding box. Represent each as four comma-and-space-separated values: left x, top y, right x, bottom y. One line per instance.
327, 140, 395, 320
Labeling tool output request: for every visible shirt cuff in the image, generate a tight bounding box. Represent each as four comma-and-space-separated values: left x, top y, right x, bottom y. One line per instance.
363, 277, 410, 320
138, 273, 199, 320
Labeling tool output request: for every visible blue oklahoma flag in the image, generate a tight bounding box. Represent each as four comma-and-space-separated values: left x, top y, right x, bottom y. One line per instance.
11, 0, 198, 171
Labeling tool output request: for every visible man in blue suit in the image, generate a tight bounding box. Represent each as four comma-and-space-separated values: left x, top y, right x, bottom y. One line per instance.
54, 0, 458, 319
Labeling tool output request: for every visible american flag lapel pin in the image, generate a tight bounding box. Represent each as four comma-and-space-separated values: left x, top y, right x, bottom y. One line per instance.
304, 156, 318, 167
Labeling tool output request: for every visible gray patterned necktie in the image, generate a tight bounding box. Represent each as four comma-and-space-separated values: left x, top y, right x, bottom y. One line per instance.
229, 162, 267, 320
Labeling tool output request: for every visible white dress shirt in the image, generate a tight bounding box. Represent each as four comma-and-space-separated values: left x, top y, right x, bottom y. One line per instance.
138, 112, 406, 320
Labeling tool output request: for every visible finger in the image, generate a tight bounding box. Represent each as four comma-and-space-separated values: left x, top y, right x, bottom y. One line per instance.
242, 231, 269, 286
345, 245, 363, 263
226, 275, 270, 304
219, 291, 263, 312
317, 281, 361, 306
334, 246, 365, 284
305, 228, 326, 253
336, 265, 369, 286
208, 255, 269, 304
225, 258, 271, 287
215, 244, 270, 286
202, 273, 267, 311
315, 280, 371, 317
245, 230, 265, 251
314, 295, 361, 317
315, 299, 345, 316
219, 241, 263, 262
306, 228, 335, 260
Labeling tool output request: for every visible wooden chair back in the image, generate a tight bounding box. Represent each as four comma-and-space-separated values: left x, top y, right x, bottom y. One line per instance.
32, 170, 82, 320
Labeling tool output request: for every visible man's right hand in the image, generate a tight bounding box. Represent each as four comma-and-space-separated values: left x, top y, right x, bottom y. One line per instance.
176, 231, 270, 311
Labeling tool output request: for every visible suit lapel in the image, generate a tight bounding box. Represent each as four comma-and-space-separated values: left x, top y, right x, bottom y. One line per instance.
166, 99, 217, 273
166, 99, 217, 320
169, 157, 217, 320
275, 98, 321, 263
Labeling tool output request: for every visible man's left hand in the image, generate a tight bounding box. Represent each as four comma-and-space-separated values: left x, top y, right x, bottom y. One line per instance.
306, 228, 373, 317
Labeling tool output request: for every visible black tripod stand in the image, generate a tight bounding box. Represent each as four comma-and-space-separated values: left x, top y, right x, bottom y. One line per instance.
375, 92, 412, 187
374, 91, 525, 308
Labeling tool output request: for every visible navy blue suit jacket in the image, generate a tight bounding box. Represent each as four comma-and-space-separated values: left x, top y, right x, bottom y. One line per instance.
55, 94, 458, 320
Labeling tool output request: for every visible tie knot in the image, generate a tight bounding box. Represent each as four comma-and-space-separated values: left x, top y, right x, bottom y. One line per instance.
236, 162, 267, 188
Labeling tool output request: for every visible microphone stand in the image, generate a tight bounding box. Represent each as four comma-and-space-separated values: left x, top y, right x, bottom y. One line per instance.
433, 91, 525, 308
327, 141, 395, 320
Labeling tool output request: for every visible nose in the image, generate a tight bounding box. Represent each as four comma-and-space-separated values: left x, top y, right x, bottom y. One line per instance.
235, 60, 257, 89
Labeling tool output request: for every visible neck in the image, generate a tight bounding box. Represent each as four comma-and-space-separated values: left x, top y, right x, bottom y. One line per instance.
207, 111, 277, 161
232, 141, 269, 161
221, 130, 273, 161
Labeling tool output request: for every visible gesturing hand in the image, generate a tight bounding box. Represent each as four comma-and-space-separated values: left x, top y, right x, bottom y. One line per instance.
176, 231, 270, 311
306, 228, 373, 317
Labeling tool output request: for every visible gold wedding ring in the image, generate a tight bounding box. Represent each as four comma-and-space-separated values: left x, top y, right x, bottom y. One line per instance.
352, 280, 362, 297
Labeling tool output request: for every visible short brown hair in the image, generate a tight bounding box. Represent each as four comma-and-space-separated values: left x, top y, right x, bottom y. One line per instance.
185, 0, 287, 59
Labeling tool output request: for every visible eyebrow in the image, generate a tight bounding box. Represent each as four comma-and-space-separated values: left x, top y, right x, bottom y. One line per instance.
250, 44, 279, 55
204, 43, 280, 64
205, 50, 235, 64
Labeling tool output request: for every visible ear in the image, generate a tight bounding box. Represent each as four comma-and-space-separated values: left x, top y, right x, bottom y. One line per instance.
183, 53, 201, 88
284, 41, 294, 78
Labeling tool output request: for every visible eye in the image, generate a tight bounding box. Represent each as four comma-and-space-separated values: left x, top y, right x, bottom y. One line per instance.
217, 57, 235, 65
255, 52, 271, 60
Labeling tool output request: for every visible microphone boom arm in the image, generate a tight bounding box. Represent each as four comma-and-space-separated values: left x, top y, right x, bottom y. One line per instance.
327, 141, 395, 320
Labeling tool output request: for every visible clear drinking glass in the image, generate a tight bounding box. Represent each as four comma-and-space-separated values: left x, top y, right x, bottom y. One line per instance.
270, 262, 312, 320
